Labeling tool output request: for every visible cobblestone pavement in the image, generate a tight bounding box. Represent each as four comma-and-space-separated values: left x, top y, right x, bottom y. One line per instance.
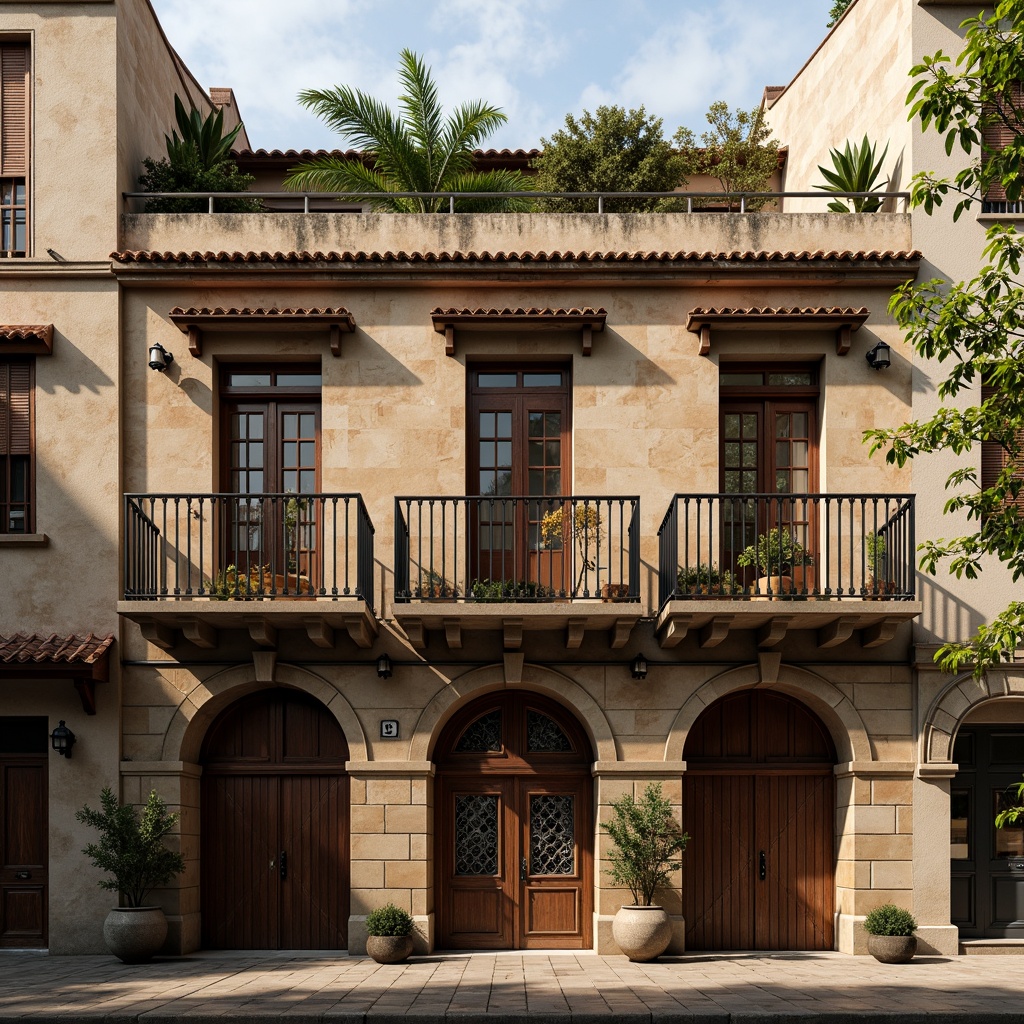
1, 949, 1023, 1023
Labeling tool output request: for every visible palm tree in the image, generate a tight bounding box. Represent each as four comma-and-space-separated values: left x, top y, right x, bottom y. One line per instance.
284, 50, 533, 212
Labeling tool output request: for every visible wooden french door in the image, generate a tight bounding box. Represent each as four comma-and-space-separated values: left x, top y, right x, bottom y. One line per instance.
952, 727, 1024, 938
200, 690, 348, 949
436, 692, 593, 950
682, 690, 836, 950
0, 717, 47, 948
221, 367, 321, 586
721, 394, 818, 587
468, 368, 570, 590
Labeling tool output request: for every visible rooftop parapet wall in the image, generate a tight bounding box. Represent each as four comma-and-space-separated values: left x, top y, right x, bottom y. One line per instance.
120, 212, 912, 260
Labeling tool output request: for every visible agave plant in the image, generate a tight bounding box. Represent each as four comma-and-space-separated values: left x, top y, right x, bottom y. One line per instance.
165, 94, 244, 171
816, 135, 889, 212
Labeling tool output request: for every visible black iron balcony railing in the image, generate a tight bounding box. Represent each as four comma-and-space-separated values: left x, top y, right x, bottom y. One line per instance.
124, 493, 375, 609
657, 493, 915, 611
395, 495, 640, 602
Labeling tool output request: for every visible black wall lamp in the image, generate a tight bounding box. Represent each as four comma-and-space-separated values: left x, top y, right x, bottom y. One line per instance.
148, 342, 174, 372
376, 654, 393, 679
51, 720, 76, 758
631, 653, 648, 680
865, 341, 892, 370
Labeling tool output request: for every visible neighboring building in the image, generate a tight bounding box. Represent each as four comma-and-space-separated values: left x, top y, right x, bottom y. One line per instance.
766, 0, 1024, 951
1, 0, 1012, 961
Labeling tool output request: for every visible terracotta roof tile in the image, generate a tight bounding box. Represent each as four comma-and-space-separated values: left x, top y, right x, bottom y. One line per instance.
0, 633, 114, 666
168, 306, 351, 318
111, 249, 922, 266
431, 306, 606, 318
688, 305, 869, 317
0, 324, 54, 354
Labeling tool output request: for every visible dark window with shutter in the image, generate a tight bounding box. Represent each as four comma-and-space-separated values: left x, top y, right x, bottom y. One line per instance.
0, 359, 33, 533
981, 383, 1024, 513
0, 42, 29, 256
982, 81, 1023, 213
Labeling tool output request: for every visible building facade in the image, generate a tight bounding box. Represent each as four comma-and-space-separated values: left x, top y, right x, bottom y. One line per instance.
1, 0, 1015, 959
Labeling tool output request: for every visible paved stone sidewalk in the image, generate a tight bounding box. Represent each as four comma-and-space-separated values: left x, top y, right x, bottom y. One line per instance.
1, 949, 1023, 1023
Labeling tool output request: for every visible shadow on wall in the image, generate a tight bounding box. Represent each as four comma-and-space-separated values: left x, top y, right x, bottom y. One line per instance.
919, 573, 985, 647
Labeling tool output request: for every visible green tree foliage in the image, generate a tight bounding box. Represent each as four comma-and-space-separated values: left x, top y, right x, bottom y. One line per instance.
602, 783, 688, 906
140, 94, 259, 213
76, 788, 186, 908
863, 0, 1024, 681
816, 135, 890, 211
828, 0, 853, 28
531, 105, 685, 213
284, 49, 533, 212
675, 102, 779, 210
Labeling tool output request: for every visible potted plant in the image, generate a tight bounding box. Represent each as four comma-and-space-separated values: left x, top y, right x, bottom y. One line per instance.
676, 562, 740, 597
365, 901, 415, 963
736, 529, 812, 599
540, 503, 604, 596
865, 533, 894, 598
863, 903, 917, 963
76, 787, 186, 963
603, 782, 689, 962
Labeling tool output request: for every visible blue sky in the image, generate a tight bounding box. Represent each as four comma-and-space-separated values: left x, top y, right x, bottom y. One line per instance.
149, 0, 841, 152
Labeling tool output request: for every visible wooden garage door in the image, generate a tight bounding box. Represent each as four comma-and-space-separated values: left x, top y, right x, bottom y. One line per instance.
200, 690, 349, 949
436, 692, 593, 950
682, 690, 836, 951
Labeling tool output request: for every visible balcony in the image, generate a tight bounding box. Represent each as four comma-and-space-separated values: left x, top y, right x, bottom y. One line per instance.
656, 493, 921, 650
118, 493, 377, 650
393, 495, 641, 649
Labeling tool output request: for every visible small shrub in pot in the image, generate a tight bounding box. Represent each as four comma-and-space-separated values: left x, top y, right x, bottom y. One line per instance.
863, 903, 917, 963
365, 902, 415, 963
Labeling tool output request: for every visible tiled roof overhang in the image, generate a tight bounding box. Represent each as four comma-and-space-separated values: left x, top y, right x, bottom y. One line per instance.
0, 632, 114, 714
431, 306, 607, 356
167, 306, 356, 357
0, 324, 54, 355
110, 249, 921, 287
685, 305, 871, 356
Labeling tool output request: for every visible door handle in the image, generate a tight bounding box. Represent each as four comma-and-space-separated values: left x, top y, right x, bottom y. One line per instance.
759, 850, 766, 881
280, 850, 287, 881
14, 870, 30, 880
520, 857, 528, 881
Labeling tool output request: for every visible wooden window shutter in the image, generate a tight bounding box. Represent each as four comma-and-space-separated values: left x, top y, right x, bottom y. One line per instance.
0, 43, 30, 177
982, 81, 1023, 202
981, 383, 1024, 510
0, 361, 32, 455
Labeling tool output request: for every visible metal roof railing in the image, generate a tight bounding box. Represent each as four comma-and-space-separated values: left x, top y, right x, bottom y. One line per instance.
121, 190, 912, 215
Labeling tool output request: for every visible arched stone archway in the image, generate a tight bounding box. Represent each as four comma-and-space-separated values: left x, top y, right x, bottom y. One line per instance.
664, 662, 871, 765
409, 662, 616, 764
163, 662, 368, 765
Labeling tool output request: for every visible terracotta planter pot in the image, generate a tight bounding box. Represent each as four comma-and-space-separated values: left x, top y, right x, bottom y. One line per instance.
103, 907, 167, 964
366, 933, 414, 964
751, 575, 794, 600
601, 583, 631, 602
611, 904, 673, 962
867, 933, 917, 964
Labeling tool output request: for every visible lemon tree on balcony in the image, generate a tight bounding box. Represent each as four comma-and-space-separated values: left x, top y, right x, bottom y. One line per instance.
541, 504, 601, 596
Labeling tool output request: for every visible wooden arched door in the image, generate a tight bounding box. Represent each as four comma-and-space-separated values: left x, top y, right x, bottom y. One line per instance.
200, 689, 349, 949
436, 692, 593, 950
682, 690, 836, 950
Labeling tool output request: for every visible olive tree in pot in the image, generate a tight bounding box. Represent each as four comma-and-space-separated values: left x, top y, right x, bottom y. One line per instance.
76, 787, 185, 963
365, 902, 415, 963
603, 782, 688, 961
863, 903, 917, 963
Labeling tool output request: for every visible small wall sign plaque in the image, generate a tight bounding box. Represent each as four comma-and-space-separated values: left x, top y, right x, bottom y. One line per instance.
380, 719, 400, 739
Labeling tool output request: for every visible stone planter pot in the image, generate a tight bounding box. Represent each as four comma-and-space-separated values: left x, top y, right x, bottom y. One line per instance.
103, 907, 168, 964
751, 575, 794, 600
612, 905, 673, 962
366, 933, 414, 964
867, 934, 917, 964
